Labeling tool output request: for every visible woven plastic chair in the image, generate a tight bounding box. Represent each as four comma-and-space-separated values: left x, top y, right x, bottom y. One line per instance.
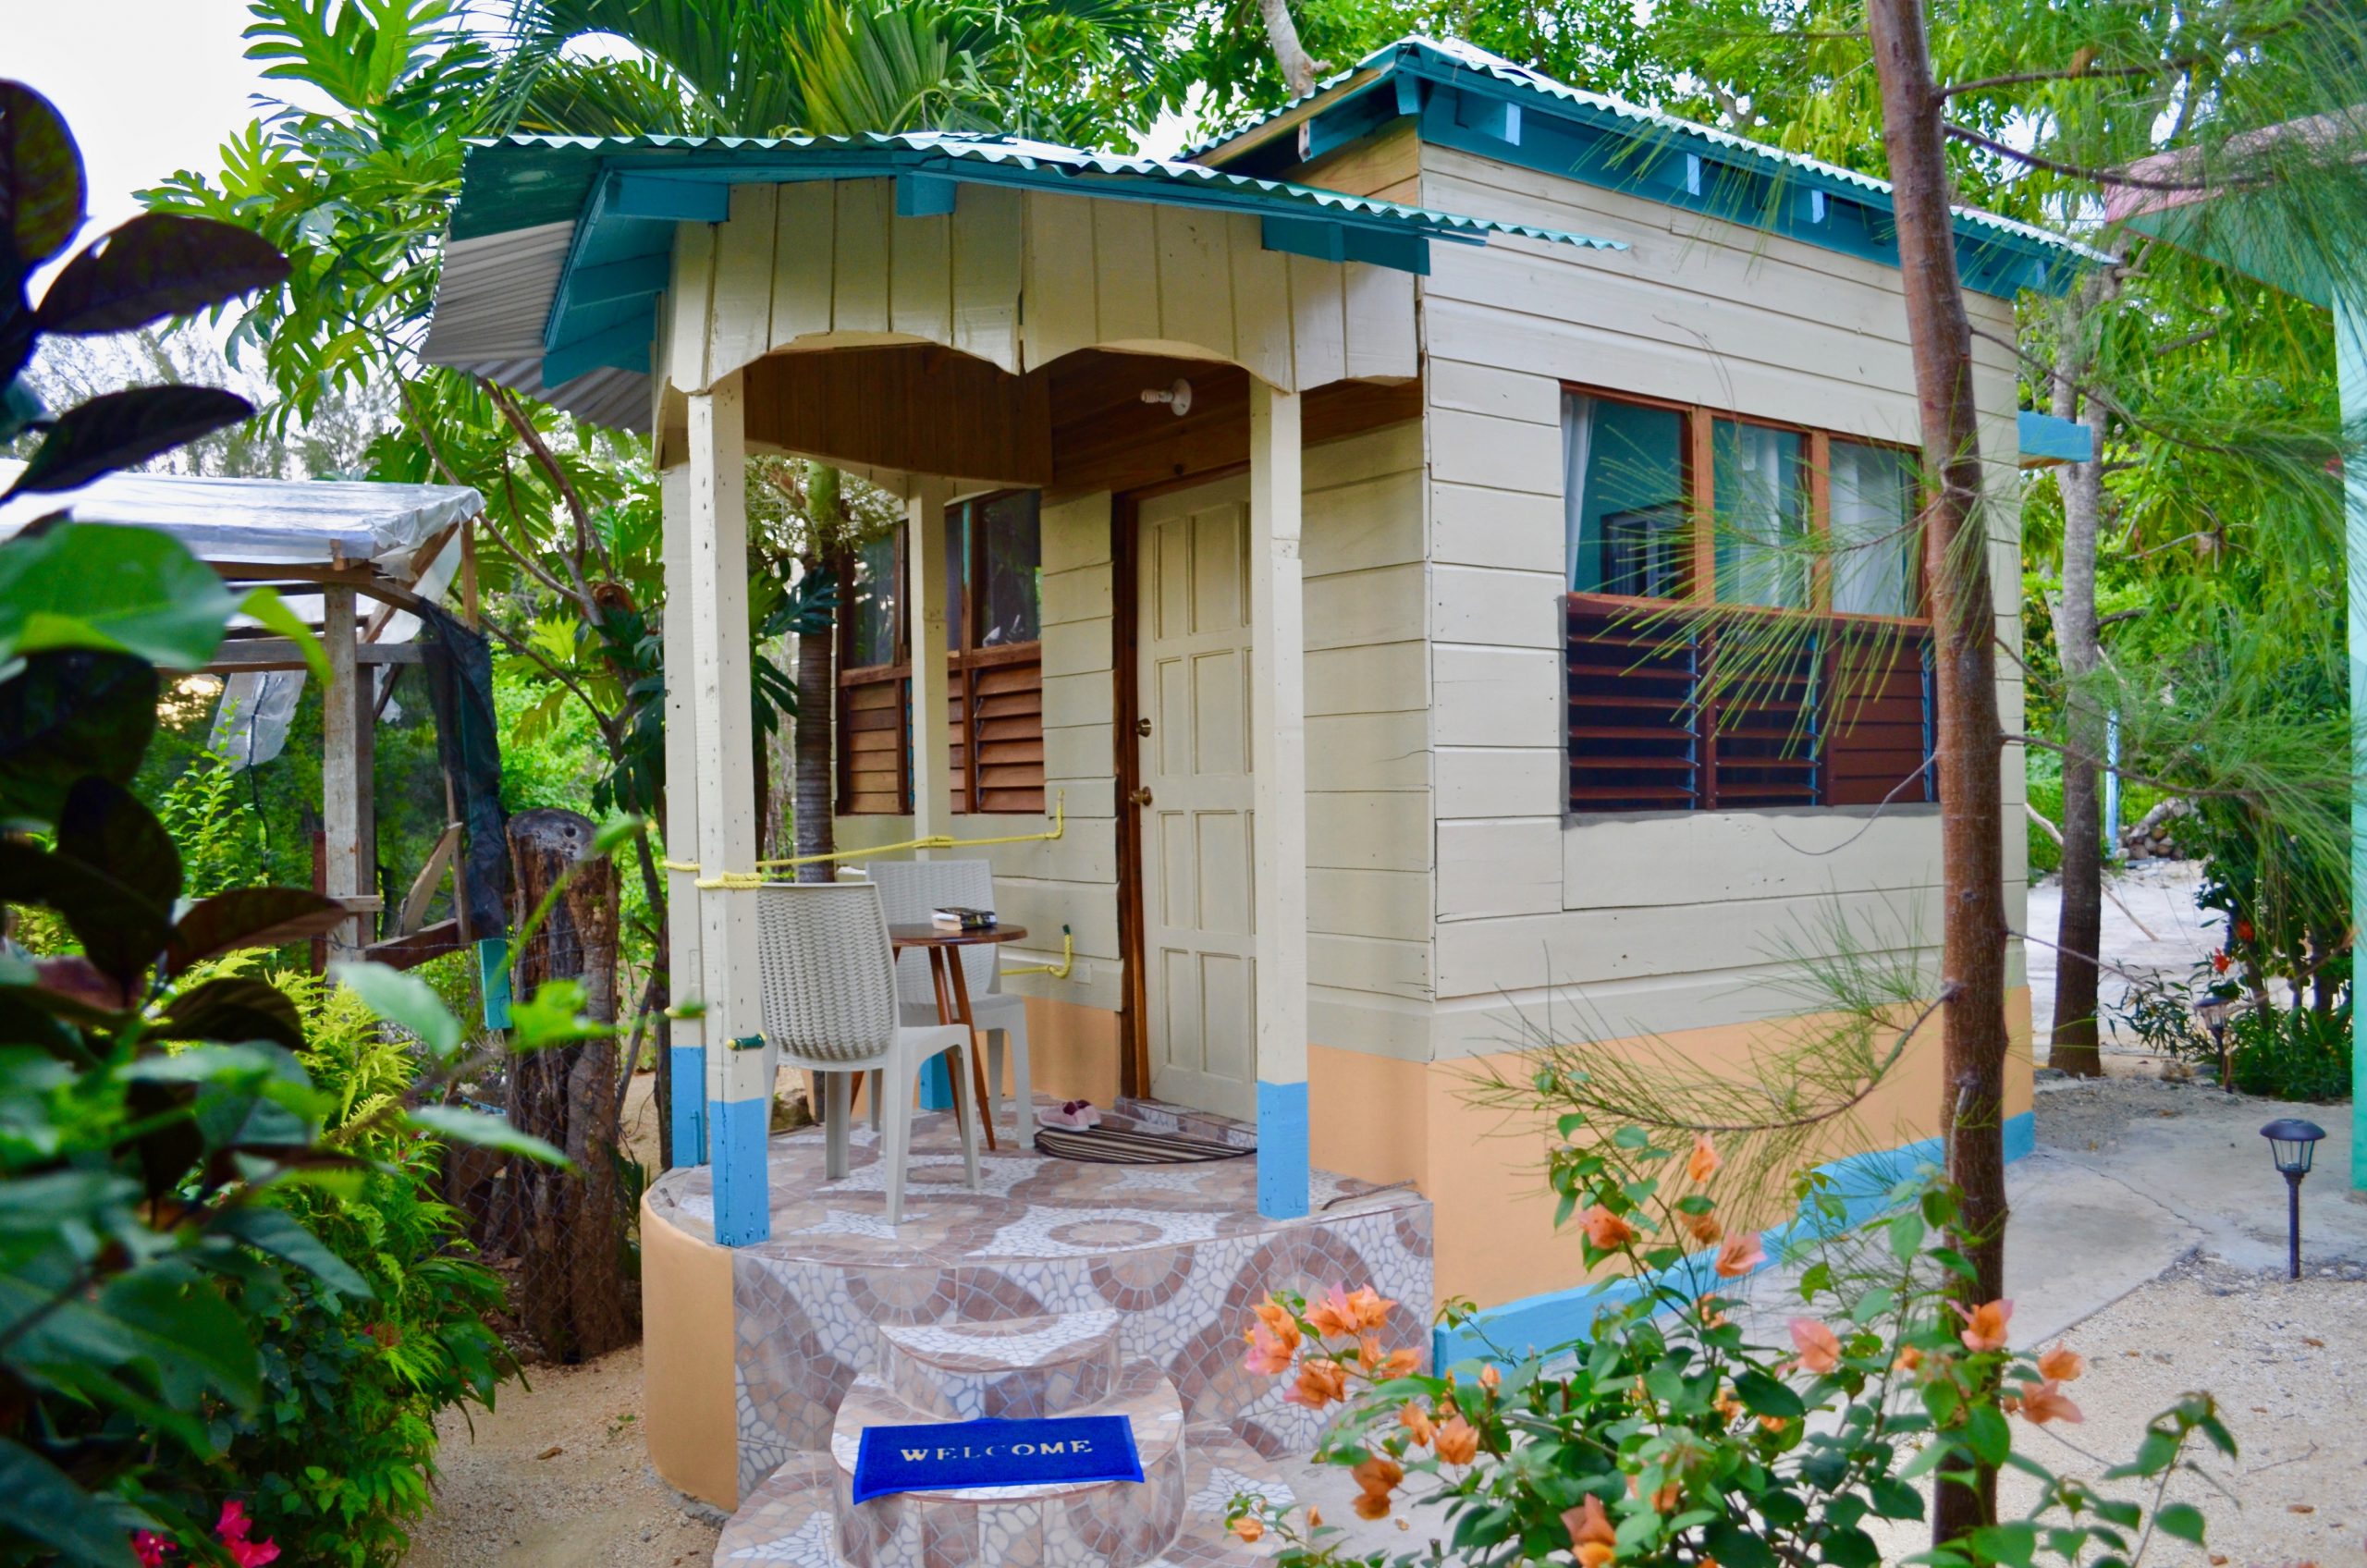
755, 881, 979, 1223
866, 858, 1035, 1146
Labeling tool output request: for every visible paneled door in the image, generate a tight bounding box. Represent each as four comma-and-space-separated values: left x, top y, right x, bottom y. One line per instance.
1135, 476, 1257, 1121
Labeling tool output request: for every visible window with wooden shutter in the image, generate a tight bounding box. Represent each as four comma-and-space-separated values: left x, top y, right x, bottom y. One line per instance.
1562, 386, 1936, 816
837, 491, 1046, 815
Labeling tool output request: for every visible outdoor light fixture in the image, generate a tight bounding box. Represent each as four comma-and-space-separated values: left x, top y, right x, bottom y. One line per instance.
2259, 1118, 2326, 1280
1139, 378, 1193, 417
2192, 993, 2236, 1090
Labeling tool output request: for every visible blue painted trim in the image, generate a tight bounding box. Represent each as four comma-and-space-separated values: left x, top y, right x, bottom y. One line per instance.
611, 171, 730, 222
1432, 1110, 2037, 1370
476, 937, 511, 1031
668, 1043, 707, 1167
566, 251, 672, 307
710, 1094, 771, 1246
918, 1054, 955, 1113
1257, 1079, 1310, 1219
543, 317, 652, 385
1261, 213, 1347, 263
896, 171, 959, 216
2017, 409, 2095, 466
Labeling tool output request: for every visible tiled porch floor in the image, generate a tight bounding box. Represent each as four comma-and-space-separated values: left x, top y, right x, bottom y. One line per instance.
644, 1102, 1433, 1501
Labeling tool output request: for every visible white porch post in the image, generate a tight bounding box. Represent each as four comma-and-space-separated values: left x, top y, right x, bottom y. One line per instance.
686, 372, 770, 1244
658, 463, 707, 1167
908, 483, 953, 851
1248, 380, 1309, 1219
321, 583, 363, 956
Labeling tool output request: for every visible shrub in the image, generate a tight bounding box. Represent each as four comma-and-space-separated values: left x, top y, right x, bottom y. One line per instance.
2223, 986, 2352, 1102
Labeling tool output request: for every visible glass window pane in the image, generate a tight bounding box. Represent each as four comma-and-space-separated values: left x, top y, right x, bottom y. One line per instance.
945, 502, 968, 651
1712, 419, 1808, 608
849, 529, 901, 668
978, 491, 1041, 645
1829, 440, 1919, 617
1565, 394, 1687, 597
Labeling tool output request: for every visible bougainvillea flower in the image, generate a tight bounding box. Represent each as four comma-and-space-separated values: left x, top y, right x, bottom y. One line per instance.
1713, 1231, 1766, 1278
1351, 1454, 1404, 1520
1953, 1298, 2013, 1353
1306, 1284, 1360, 1338
1712, 1388, 1744, 1423
1306, 1507, 1323, 1529
1697, 1293, 1729, 1329
1564, 1493, 1618, 1568
1357, 1337, 1420, 1379
2211, 949, 2231, 974
215, 1504, 251, 1542
1893, 1345, 1924, 1373
1579, 1205, 1637, 1251
1251, 1297, 1300, 1346
1398, 1400, 1436, 1445
1788, 1317, 1843, 1375
1433, 1415, 1479, 1465
1478, 1363, 1502, 1391
2037, 1343, 2086, 1382
130, 1534, 174, 1567
225, 1541, 280, 1568
1679, 1207, 1723, 1246
2018, 1380, 2083, 1425
1284, 1357, 1349, 1409
1345, 1286, 1394, 1331
1242, 1323, 1296, 1376
1229, 1516, 1264, 1544
1686, 1133, 1722, 1183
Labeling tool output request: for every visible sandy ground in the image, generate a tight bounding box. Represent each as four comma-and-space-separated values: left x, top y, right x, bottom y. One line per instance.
403, 1349, 722, 1567
2025, 858, 2225, 1063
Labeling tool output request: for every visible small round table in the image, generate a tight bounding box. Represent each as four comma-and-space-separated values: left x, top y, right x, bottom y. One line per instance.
888, 923, 1029, 1153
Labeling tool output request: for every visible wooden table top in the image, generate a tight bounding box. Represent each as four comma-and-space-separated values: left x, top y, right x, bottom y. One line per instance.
887, 922, 1031, 949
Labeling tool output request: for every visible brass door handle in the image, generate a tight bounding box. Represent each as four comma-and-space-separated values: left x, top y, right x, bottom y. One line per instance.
1129, 787, 1154, 807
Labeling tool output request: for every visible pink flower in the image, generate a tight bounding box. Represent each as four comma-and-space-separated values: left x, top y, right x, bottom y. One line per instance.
226, 1540, 281, 1568
215, 1501, 279, 1567
131, 1533, 175, 1567
1788, 1317, 1843, 1375
1713, 1231, 1766, 1279
215, 1502, 251, 1542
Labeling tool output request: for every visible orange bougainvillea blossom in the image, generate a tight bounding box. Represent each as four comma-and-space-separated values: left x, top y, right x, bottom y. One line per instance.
2018, 1379, 2083, 1425
1678, 1207, 1723, 1245
1564, 1493, 1618, 1568
1579, 1205, 1638, 1251
2037, 1342, 2085, 1382
1284, 1357, 1349, 1409
1434, 1414, 1480, 1465
1788, 1317, 1843, 1376
1307, 1283, 1393, 1338
1351, 1454, 1404, 1520
1686, 1133, 1722, 1183
1713, 1231, 1766, 1278
1228, 1515, 1264, 1544
1954, 1297, 2013, 1353
1398, 1400, 1435, 1445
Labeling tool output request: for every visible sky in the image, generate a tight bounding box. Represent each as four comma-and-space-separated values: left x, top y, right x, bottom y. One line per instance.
11, 0, 282, 237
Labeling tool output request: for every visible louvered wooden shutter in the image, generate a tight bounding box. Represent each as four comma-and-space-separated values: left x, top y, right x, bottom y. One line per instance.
1702, 623, 1822, 810
1826, 626, 1935, 806
947, 645, 1046, 814
1566, 597, 1699, 811
837, 671, 908, 815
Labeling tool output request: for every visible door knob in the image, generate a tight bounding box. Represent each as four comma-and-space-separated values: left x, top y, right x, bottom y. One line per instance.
1134, 717, 1153, 737
1129, 787, 1154, 807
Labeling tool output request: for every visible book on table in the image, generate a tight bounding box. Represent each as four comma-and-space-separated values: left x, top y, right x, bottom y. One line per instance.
930, 906, 998, 931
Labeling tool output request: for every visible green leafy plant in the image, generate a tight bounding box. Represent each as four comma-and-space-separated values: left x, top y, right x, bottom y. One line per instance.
153, 739, 270, 900
1230, 1115, 2234, 1568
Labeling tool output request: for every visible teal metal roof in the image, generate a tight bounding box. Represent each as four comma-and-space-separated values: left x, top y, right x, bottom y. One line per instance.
426, 127, 1625, 428
1190, 36, 2110, 298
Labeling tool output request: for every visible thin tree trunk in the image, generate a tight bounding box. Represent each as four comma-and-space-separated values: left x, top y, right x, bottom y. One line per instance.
1256, 0, 1319, 98
1865, 0, 2010, 1538
796, 464, 846, 886
507, 808, 636, 1362
2047, 270, 2117, 1078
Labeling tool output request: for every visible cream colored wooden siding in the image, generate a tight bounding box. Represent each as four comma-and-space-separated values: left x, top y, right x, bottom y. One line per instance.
1301, 422, 1434, 1060
668, 179, 1417, 396
1418, 144, 2029, 1057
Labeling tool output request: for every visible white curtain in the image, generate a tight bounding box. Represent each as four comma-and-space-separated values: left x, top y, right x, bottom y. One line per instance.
1830, 441, 1915, 616
1562, 392, 1594, 591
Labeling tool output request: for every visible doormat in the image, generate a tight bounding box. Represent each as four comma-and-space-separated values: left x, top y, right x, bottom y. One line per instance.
852, 1415, 1142, 1502
1033, 1126, 1254, 1164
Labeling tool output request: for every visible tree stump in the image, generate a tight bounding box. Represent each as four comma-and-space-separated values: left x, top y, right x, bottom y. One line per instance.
505, 808, 635, 1361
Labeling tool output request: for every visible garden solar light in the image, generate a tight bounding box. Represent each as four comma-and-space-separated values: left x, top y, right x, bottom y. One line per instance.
2191, 994, 2235, 1090
2258, 1118, 2325, 1280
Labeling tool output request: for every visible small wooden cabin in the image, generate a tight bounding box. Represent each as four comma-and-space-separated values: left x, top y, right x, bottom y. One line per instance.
425, 36, 2088, 1342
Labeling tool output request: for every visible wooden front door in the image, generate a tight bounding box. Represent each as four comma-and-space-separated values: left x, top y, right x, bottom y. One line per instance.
1135, 475, 1257, 1121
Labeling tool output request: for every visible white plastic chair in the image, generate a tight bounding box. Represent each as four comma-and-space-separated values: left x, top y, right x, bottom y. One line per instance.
755, 881, 979, 1224
866, 858, 1035, 1146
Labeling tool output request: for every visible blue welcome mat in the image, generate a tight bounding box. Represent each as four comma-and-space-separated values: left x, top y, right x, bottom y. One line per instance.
851, 1415, 1143, 1503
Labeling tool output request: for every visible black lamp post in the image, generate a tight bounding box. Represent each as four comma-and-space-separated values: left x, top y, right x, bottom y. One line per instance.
2260, 1118, 2326, 1280
2192, 994, 2235, 1090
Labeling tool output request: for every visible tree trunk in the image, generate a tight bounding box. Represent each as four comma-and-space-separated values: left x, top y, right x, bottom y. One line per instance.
1865, 0, 2010, 1538
2047, 270, 2118, 1078
795, 463, 846, 887
1256, 0, 1319, 98
506, 808, 635, 1362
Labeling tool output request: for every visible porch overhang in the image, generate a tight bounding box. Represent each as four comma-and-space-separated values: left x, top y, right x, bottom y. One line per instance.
422, 129, 1623, 435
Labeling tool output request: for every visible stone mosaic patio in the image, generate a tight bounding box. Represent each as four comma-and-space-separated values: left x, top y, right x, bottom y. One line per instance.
643, 1102, 1433, 1501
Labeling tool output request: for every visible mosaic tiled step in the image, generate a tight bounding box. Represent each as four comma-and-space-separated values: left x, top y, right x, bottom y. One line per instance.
716, 1424, 1293, 1567
825, 1361, 1187, 1568
877, 1309, 1123, 1421
1108, 1099, 1258, 1151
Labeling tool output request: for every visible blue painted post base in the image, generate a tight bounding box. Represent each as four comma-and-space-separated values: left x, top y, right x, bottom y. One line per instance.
710, 1095, 772, 1246
1256, 1079, 1309, 1219
918, 1054, 955, 1113
668, 1044, 707, 1168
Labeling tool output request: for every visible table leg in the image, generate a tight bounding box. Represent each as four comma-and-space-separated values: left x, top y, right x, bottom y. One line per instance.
927, 950, 995, 1153
943, 949, 998, 1153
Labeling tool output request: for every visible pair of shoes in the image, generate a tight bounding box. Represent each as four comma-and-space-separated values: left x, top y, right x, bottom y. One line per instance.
1037, 1099, 1102, 1131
